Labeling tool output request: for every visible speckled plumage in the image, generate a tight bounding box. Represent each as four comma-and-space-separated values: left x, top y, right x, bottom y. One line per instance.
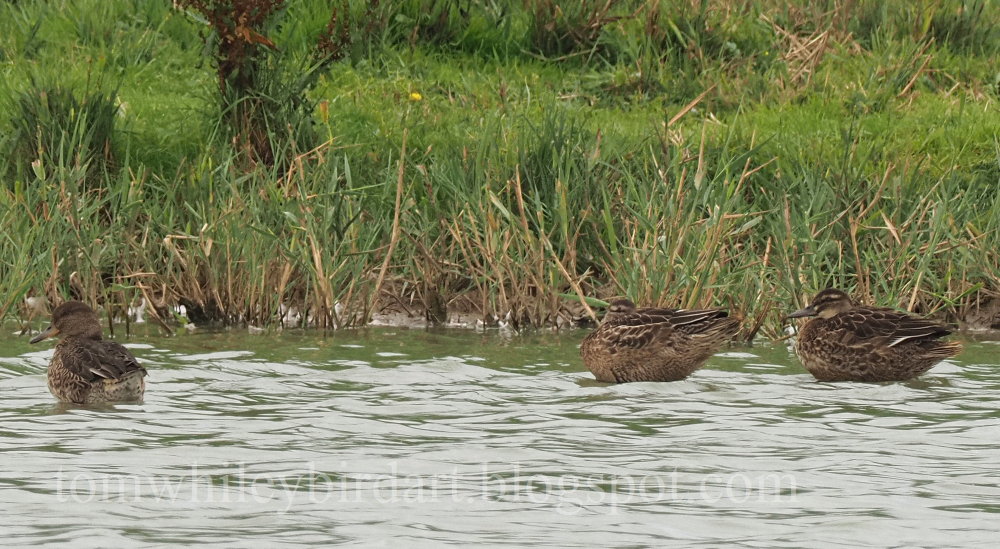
580, 299, 741, 383
788, 289, 962, 382
29, 301, 147, 403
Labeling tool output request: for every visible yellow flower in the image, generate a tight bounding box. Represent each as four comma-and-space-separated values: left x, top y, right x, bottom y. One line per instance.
409, 92, 423, 102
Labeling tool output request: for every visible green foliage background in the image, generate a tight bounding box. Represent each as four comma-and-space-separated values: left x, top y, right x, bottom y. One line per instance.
0, 0, 997, 336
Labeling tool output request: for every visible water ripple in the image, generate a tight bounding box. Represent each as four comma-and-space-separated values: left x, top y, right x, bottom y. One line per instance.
0, 331, 997, 547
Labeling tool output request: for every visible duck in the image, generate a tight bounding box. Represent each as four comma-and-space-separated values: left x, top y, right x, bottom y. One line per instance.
29, 301, 147, 403
787, 288, 962, 382
580, 298, 741, 383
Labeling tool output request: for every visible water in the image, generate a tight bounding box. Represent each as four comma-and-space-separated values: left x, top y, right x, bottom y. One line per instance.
1, 326, 998, 547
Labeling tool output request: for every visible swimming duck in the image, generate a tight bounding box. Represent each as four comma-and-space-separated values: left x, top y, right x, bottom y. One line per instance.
580, 298, 741, 383
29, 301, 147, 403
787, 288, 962, 382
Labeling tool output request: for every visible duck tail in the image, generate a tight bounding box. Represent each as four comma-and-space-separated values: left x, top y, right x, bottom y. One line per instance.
926, 339, 963, 359
705, 316, 742, 341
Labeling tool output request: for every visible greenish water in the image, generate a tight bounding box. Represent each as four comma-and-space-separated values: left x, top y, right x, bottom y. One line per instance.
1, 327, 998, 547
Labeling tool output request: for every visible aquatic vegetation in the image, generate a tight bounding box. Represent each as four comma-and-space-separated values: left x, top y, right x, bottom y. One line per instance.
0, 0, 997, 335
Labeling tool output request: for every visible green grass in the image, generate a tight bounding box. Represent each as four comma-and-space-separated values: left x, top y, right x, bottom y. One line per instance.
1, 0, 998, 337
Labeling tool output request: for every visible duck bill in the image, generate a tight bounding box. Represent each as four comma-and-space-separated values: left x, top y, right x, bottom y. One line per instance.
29, 325, 59, 344
786, 306, 817, 319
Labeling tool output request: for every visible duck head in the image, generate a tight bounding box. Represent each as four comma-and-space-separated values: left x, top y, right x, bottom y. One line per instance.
787, 288, 854, 320
29, 301, 103, 343
601, 298, 638, 322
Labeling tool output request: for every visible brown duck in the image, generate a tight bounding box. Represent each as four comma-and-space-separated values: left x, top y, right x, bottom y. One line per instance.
29, 301, 147, 403
580, 298, 741, 383
787, 288, 962, 382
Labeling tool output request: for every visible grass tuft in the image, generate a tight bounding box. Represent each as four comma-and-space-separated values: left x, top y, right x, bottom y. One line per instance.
0, 0, 997, 336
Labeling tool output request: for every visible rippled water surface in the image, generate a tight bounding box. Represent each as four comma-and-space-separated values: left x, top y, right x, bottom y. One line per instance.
1, 326, 998, 547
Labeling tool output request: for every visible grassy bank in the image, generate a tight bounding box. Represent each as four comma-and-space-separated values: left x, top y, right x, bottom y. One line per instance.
1, 0, 998, 337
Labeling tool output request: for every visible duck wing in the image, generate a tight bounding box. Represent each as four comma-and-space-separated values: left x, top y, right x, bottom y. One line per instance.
598, 308, 732, 348
66, 339, 148, 381
638, 307, 732, 334
831, 307, 952, 346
